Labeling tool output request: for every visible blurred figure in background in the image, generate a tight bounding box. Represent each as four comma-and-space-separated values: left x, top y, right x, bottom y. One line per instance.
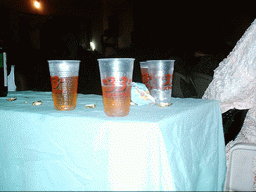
77, 47, 103, 95
101, 28, 118, 57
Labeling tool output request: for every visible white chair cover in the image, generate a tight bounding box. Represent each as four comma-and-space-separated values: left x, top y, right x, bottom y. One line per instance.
202, 19, 256, 169
203, 19, 256, 113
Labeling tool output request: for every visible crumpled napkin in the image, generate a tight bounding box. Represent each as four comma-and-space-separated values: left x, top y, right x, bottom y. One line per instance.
131, 82, 155, 105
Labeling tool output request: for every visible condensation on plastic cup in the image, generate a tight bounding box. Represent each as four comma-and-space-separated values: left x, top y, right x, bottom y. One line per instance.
48, 60, 80, 111
98, 58, 135, 117
147, 60, 175, 104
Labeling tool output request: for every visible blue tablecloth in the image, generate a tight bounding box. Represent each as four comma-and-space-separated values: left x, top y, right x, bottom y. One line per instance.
0, 91, 226, 191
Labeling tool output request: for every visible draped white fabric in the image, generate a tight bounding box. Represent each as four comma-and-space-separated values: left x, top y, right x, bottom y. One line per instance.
203, 19, 256, 160
203, 19, 256, 113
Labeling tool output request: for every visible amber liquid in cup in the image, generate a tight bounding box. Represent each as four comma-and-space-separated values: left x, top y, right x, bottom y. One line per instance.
141, 67, 149, 88
102, 85, 131, 117
98, 58, 134, 117
50, 76, 78, 111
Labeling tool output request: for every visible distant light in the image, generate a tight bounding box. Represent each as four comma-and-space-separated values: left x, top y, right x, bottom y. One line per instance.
90, 42, 96, 51
34, 0, 40, 9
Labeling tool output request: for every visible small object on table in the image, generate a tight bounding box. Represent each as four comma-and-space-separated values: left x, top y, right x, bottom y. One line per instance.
32, 101, 43, 106
130, 101, 137, 106
85, 104, 96, 108
158, 102, 173, 107
131, 82, 155, 105
6, 97, 17, 101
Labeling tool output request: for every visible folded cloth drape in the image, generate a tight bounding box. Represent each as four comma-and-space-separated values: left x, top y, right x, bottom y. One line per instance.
202, 19, 256, 161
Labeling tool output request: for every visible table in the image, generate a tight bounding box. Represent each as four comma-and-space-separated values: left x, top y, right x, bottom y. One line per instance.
0, 91, 226, 191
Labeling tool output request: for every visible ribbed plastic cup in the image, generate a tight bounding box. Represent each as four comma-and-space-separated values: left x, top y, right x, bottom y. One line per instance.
147, 60, 175, 104
48, 60, 80, 111
98, 58, 134, 117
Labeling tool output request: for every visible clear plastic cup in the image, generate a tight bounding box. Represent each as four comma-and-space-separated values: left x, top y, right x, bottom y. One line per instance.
98, 58, 134, 117
48, 60, 80, 111
140, 61, 150, 89
147, 60, 175, 104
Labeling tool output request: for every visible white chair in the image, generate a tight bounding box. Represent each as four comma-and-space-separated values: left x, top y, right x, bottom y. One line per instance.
225, 143, 256, 191
192, 72, 213, 98
172, 72, 198, 98
8, 65, 16, 91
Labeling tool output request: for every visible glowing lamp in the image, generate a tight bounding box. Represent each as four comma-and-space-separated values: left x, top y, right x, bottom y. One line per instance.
90, 42, 96, 51
34, 0, 40, 9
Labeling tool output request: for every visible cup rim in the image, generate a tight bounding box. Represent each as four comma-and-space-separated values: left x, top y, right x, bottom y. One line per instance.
146, 60, 175, 62
47, 60, 81, 63
97, 58, 135, 61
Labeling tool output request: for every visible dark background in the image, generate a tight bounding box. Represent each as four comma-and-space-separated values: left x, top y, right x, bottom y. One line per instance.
0, 0, 255, 94
1, 0, 255, 50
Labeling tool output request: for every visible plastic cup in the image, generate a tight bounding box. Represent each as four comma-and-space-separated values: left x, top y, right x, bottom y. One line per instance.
98, 58, 134, 117
140, 61, 150, 89
48, 60, 80, 111
147, 60, 175, 104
